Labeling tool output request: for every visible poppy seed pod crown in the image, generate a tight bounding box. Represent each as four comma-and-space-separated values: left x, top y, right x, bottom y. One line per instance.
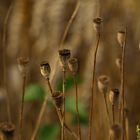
68, 58, 78, 74
93, 17, 103, 33
40, 61, 51, 79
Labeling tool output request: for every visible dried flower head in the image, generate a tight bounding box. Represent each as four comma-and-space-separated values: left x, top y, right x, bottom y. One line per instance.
115, 58, 122, 69
59, 49, 71, 67
93, 17, 103, 33
52, 91, 63, 109
109, 88, 120, 106
109, 124, 122, 140
17, 57, 29, 75
117, 30, 126, 47
0, 122, 15, 137
97, 75, 110, 94
68, 58, 78, 74
40, 61, 51, 79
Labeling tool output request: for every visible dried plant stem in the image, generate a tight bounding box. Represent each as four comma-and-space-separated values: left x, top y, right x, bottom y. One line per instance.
47, 78, 78, 139
120, 29, 127, 140
2, 3, 14, 123
103, 94, 111, 125
30, 96, 49, 140
19, 75, 26, 140
88, 32, 100, 140
62, 69, 66, 140
73, 75, 82, 140
112, 105, 115, 124
60, 0, 80, 48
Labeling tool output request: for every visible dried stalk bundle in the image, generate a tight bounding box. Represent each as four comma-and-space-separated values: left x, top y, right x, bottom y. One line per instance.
109, 89, 120, 107
109, 124, 122, 140
117, 31, 126, 47
68, 58, 78, 75
97, 75, 110, 94
59, 49, 71, 69
17, 57, 29, 76
0, 122, 15, 138
40, 61, 51, 79
93, 17, 103, 33
52, 91, 63, 110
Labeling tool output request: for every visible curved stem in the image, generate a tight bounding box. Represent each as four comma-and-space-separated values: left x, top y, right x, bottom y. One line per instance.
88, 33, 100, 140
18, 75, 26, 140
74, 75, 82, 140
120, 28, 127, 140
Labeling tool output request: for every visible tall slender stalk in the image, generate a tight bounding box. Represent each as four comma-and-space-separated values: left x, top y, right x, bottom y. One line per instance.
120, 28, 127, 140
30, 96, 48, 140
88, 32, 101, 140
73, 75, 81, 140
2, 2, 14, 123
19, 75, 26, 140
112, 105, 115, 124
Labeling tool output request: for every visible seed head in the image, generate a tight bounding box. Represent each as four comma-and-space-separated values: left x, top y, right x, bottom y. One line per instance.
93, 17, 103, 33
68, 58, 78, 74
109, 88, 120, 106
109, 124, 122, 140
59, 49, 71, 68
0, 122, 15, 138
17, 57, 29, 75
52, 91, 63, 109
115, 58, 122, 69
40, 61, 51, 79
97, 75, 110, 94
117, 30, 125, 47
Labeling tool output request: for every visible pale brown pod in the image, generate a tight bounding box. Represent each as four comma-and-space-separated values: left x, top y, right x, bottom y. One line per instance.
117, 31, 125, 47
40, 61, 51, 79
58, 49, 71, 67
93, 17, 103, 33
0, 122, 15, 138
115, 58, 121, 70
68, 58, 78, 74
52, 91, 63, 109
109, 124, 122, 140
97, 75, 110, 94
17, 57, 29, 75
109, 88, 120, 106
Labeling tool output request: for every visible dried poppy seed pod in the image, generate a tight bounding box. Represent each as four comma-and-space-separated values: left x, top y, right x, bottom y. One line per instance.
93, 17, 103, 33
115, 58, 121, 69
109, 124, 122, 140
109, 88, 120, 106
17, 57, 29, 76
0, 122, 15, 138
117, 31, 125, 47
59, 49, 71, 68
68, 58, 78, 74
97, 75, 110, 94
40, 61, 51, 79
52, 91, 63, 109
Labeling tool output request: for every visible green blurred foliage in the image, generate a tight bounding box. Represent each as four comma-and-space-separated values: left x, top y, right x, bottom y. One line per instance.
57, 75, 82, 92
24, 84, 47, 102
38, 123, 60, 140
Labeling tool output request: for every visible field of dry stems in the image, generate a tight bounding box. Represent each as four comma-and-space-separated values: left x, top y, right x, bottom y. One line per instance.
0, 0, 140, 140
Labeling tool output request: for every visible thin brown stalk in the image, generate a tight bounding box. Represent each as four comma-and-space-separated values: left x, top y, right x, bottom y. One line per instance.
103, 94, 111, 125
30, 96, 49, 140
88, 32, 101, 140
120, 28, 127, 140
2, 2, 14, 123
60, 0, 80, 48
18, 75, 26, 140
73, 75, 82, 140
62, 69, 66, 140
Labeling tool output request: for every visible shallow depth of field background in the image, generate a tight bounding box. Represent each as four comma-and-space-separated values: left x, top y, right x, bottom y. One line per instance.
0, 0, 140, 139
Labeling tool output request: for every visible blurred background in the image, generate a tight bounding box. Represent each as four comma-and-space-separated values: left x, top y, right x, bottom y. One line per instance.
0, 0, 140, 139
